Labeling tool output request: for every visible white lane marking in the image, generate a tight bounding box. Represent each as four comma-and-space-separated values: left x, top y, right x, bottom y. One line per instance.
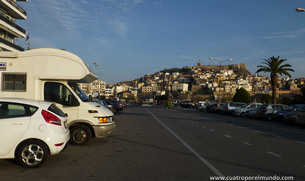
267, 151, 282, 157
273, 135, 282, 139
243, 142, 252, 146
254, 130, 261, 133
295, 141, 305, 145
225, 135, 232, 138
147, 109, 224, 177
202, 126, 206, 128
210, 129, 215, 132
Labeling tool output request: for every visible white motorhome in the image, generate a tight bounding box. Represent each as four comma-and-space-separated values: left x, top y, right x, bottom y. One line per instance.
0, 48, 115, 145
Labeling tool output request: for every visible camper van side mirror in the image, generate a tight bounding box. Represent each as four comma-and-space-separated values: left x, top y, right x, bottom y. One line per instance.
68, 95, 80, 106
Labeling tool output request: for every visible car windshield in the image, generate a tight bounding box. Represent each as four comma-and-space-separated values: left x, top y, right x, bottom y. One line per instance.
68, 83, 90, 102
240, 104, 249, 108
283, 106, 293, 111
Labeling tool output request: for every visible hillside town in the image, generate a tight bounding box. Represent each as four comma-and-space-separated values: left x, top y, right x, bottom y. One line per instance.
79, 62, 304, 104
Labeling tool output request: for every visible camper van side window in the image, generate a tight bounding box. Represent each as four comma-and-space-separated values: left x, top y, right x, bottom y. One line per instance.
2, 74, 26, 91
44, 82, 78, 106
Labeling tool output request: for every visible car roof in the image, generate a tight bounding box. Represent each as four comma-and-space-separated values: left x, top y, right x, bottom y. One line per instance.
0, 98, 52, 108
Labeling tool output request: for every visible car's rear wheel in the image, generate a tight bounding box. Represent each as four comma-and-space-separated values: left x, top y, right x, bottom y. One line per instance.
70, 125, 92, 145
266, 114, 273, 121
16, 140, 49, 168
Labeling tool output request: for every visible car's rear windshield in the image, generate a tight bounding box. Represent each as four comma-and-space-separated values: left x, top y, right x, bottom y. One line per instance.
259, 105, 268, 109
48, 104, 66, 117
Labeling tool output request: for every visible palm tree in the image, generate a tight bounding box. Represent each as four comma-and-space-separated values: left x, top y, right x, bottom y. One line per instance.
256, 56, 294, 104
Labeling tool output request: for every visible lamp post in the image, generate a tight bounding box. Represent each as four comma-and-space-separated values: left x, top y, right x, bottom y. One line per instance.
209, 57, 232, 103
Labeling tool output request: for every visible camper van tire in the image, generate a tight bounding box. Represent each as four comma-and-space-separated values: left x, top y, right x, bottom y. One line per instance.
70, 125, 92, 145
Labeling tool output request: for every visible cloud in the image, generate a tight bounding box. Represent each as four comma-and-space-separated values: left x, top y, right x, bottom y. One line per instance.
264, 28, 305, 39
180, 55, 200, 61
108, 19, 128, 37
31, 0, 85, 40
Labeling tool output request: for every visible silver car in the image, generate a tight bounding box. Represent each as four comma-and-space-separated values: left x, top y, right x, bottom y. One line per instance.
233, 103, 262, 117
284, 105, 305, 125
256, 104, 288, 121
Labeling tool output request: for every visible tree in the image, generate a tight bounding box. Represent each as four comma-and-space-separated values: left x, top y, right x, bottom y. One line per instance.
233, 87, 251, 103
256, 56, 294, 104
261, 94, 272, 104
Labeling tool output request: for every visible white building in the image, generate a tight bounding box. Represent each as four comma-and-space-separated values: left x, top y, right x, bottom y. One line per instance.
172, 83, 188, 92
0, 0, 27, 52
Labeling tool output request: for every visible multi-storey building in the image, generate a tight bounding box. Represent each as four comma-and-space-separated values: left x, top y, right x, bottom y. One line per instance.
0, 0, 27, 52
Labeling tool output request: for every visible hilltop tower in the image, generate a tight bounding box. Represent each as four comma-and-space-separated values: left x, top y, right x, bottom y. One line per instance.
0, 0, 27, 52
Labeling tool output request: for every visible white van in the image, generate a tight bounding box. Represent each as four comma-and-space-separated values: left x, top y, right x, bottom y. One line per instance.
0, 48, 115, 145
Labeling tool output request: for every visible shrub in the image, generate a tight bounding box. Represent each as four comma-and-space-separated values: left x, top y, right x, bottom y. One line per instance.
233, 88, 251, 103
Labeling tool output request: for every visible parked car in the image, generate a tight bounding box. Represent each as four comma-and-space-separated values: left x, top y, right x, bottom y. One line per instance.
94, 100, 115, 113
199, 102, 210, 111
222, 102, 247, 115
102, 99, 123, 114
206, 103, 216, 112
284, 105, 305, 126
245, 108, 258, 119
0, 98, 70, 168
180, 102, 194, 108
273, 104, 305, 123
256, 104, 288, 121
232, 103, 262, 117
210, 103, 224, 114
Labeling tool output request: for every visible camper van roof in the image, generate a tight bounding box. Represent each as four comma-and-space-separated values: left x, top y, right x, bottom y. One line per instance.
0, 48, 80, 59
0, 48, 98, 83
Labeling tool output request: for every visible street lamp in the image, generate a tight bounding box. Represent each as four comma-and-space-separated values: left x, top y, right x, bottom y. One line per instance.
209, 57, 232, 103
296, 8, 305, 12
209, 57, 232, 70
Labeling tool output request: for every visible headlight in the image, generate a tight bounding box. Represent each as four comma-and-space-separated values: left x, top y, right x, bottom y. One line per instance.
98, 117, 113, 123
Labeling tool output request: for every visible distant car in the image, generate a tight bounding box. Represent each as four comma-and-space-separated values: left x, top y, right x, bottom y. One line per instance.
199, 102, 210, 111
94, 100, 115, 113
284, 105, 305, 125
210, 103, 224, 114
273, 104, 305, 123
222, 102, 247, 115
206, 103, 216, 112
180, 102, 194, 108
102, 100, 123, 114
256, 104, 288, 121
245, 108, 258, 119
232, 103, 262, 117
0, 98, 69, 168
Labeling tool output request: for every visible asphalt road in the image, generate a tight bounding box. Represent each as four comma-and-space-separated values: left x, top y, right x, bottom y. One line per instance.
0, 106, 305, 181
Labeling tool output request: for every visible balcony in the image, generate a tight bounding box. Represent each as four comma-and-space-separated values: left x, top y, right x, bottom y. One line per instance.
0, 13, 26, 37
0, 0, 27, 19
0, 37, 24, 51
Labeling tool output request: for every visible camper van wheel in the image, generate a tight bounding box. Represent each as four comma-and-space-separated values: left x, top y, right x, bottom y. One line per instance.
70, 125, 92, 145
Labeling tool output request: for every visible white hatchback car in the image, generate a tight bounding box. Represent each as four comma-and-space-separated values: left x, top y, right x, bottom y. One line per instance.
0, 98, 70, 168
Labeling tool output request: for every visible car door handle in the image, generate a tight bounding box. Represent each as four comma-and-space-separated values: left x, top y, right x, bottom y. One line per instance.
13, 122, 26, 125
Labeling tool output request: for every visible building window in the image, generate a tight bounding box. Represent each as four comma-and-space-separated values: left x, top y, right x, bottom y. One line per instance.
2, 74, 26, 91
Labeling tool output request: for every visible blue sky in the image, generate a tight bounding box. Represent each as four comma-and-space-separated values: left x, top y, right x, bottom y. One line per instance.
17, 0, 305, 84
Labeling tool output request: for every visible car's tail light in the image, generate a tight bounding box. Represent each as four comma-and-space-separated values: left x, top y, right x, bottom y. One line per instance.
226, 106, 229, 110
42, 110, 61, 126
262, 110, 267, 113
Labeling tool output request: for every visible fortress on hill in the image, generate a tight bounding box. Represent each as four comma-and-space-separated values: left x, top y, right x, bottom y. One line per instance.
193, 63, 247, 70
162, 63, 250, 77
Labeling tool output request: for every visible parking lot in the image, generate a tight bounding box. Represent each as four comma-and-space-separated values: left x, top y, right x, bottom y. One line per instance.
1, 106, 304, 180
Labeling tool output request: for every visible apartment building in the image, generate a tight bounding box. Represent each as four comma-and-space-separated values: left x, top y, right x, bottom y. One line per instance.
172, 83, 188, 92
0, 0, 27, 51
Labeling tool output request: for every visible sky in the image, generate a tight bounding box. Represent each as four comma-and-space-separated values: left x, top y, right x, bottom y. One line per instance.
17, 0, 305, 84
